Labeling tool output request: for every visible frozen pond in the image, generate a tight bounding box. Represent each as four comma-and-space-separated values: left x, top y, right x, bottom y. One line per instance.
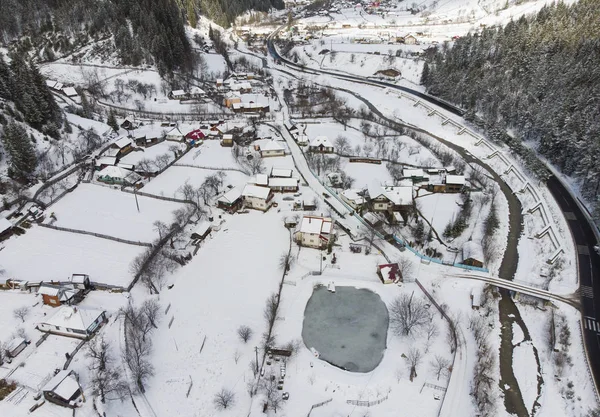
302, 286, 389, 373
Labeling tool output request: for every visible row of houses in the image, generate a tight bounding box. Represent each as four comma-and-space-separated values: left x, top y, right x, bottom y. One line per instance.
217, 167, 300, 212
284, 122, 335, 152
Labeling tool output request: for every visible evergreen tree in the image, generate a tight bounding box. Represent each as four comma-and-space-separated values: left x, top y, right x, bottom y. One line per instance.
1, 122, 37, 180
107, 110, 119, 133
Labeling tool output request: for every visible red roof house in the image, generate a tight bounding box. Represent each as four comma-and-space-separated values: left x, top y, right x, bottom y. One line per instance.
185, 129, 206, 141
377, 263, 403, 284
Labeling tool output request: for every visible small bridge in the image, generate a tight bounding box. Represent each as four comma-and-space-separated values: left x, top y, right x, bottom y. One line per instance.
446, 273, 580, 308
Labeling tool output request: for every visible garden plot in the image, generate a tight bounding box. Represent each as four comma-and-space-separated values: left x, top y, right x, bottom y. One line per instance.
178, 140, 242, 170
145, 210, 290, 416
8, 335, 81, 391
417, 193, 463, 237
0, 292, 45, 355
47, 184, 182, 242
0, 226, 144, 287
142, 165, 249, 198
119, 141, 186, 167
340, 157, 393, 189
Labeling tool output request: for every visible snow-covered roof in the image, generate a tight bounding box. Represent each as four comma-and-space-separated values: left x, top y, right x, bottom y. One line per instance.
269, 177, 298, 188
471, 288, 482, 307
62, 87, 78, 97
222, 134, 233, 140
298, 216, 332, 235
0, 217, 12, 234
309, 136, 333, 148
262, 140, 285, 152
46, 80, 57, 89
341, 189, 365, 204
171, 89, 186, 96
284, 121, 298, 131
186, 129, 206, 140
97, 165, 135, 180
403, 168, 427, 178
43, 370, 81, 402
218, 187, 242, 205
463, 241, 484, 262
167, 126, 182, 136
41, 306, 104, 332
190, 87, 206, 95
379, 263, 401, 282
113, 137, 132, 149
254, 174, 269, 186
382, 186, 413, 206
193, 221, 211, 237
38, 284, 61, 296
271, 168, 293, 178
95, 156, 117, 167
446, 175, 466, 185
242, 184, 271, 200
6, 337, 26, 353
367, 182, 412, 205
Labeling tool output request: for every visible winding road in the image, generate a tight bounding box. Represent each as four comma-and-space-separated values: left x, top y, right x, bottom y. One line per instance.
265, 27, 600, 415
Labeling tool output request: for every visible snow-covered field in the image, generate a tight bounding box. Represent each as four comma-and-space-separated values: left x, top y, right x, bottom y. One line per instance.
46, 183, 182, 242
142, 165, 249, 198
0, 226, 144, 287
145, 209, 290, 415
178, 140, 242, 170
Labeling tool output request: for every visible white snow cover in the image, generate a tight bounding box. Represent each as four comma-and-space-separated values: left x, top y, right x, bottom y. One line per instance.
0, 226, 144, 287
61, 87, 78, 97
268, 177, 298, 188
446, 174, 466, 185
309, 135, 333, 148
462, 240, 484, 262
47, 183, 182, 242
43, 370, 81, 400
0, 217, 12, 234
298, 215, 332, 234
242, 184, 271, 199
261, 140, 285, 151
40, 305, 104, 332
112, 137, 132, 149
218, 187, 243, 204
271, 167, 293, 177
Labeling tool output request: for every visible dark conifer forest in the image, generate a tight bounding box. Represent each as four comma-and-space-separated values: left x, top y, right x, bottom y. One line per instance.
422, 0, 600, 205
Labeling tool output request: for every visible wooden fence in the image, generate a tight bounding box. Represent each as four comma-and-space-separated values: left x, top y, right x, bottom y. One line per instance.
306, 398, 332, 416
346, 395, 388, 407
38, 223, 153, 247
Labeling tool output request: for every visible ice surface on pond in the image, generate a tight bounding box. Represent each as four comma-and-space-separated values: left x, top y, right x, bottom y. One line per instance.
302, 286, 389, 373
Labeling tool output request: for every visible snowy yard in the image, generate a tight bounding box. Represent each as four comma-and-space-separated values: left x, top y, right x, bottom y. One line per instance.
119, 141, 186, 166
144, 210, 291, 416
417, 193, 463, 236
142, 165, 249, 198
0, 226, 145, 287
178, 140, 242, 170
46, 183, 183, 242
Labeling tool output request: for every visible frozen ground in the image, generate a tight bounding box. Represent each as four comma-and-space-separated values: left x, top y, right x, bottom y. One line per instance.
0, 226, 144, 287
178, 140, 242, 169
144, 209, 290, 416
142, 165, 249, 198
47, 183, 182, 242
302, 286, 389, 373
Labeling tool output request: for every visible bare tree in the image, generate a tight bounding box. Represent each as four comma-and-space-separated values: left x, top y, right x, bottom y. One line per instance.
424, 321, 439, 353
0, 341, 6, 365
87, 337, 128, 402
279, 252, 295, 272
397, 257, 415, 282
153, 220, 169, 240
13, 306, 30, 323
389, 293, 429, 336
213, 388, 236, 409
123, 319, 154, 393
430, 355, 450, 381
155, 153, 172, 170
142, 299, 161, 329
237, 325, 253, 343
407, 348, 422, 381
260, 373, 283, 413
264, 293, 279, 329
334, 135, 351, 156
234, 349, 241, 364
